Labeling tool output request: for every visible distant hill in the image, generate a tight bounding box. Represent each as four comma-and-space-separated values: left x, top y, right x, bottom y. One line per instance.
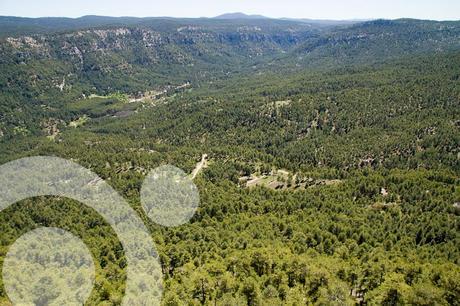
281, 17, 367, 27
0, 15, 313, 38
0, 15, 150, 37
214, 12, 269, 20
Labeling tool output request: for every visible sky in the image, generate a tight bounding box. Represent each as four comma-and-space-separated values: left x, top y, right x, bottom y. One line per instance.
0, 0, 459, 20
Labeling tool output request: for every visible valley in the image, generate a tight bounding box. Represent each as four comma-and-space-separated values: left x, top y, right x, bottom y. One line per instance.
0, 15, 458, 306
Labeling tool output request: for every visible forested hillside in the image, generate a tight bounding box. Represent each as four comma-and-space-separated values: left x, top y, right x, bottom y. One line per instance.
0, 16, 459, 305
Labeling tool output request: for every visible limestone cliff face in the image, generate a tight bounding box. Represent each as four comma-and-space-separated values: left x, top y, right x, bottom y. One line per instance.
1, 23, 315, 68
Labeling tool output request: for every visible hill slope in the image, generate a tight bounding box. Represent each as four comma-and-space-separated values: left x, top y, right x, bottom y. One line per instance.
0, 16, 459, 306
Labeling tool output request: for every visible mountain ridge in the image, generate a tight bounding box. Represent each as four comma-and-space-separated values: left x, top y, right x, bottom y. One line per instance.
213, 12, 270, 20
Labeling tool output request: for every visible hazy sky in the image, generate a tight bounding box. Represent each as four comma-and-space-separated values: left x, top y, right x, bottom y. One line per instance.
1, 0, 459, 20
